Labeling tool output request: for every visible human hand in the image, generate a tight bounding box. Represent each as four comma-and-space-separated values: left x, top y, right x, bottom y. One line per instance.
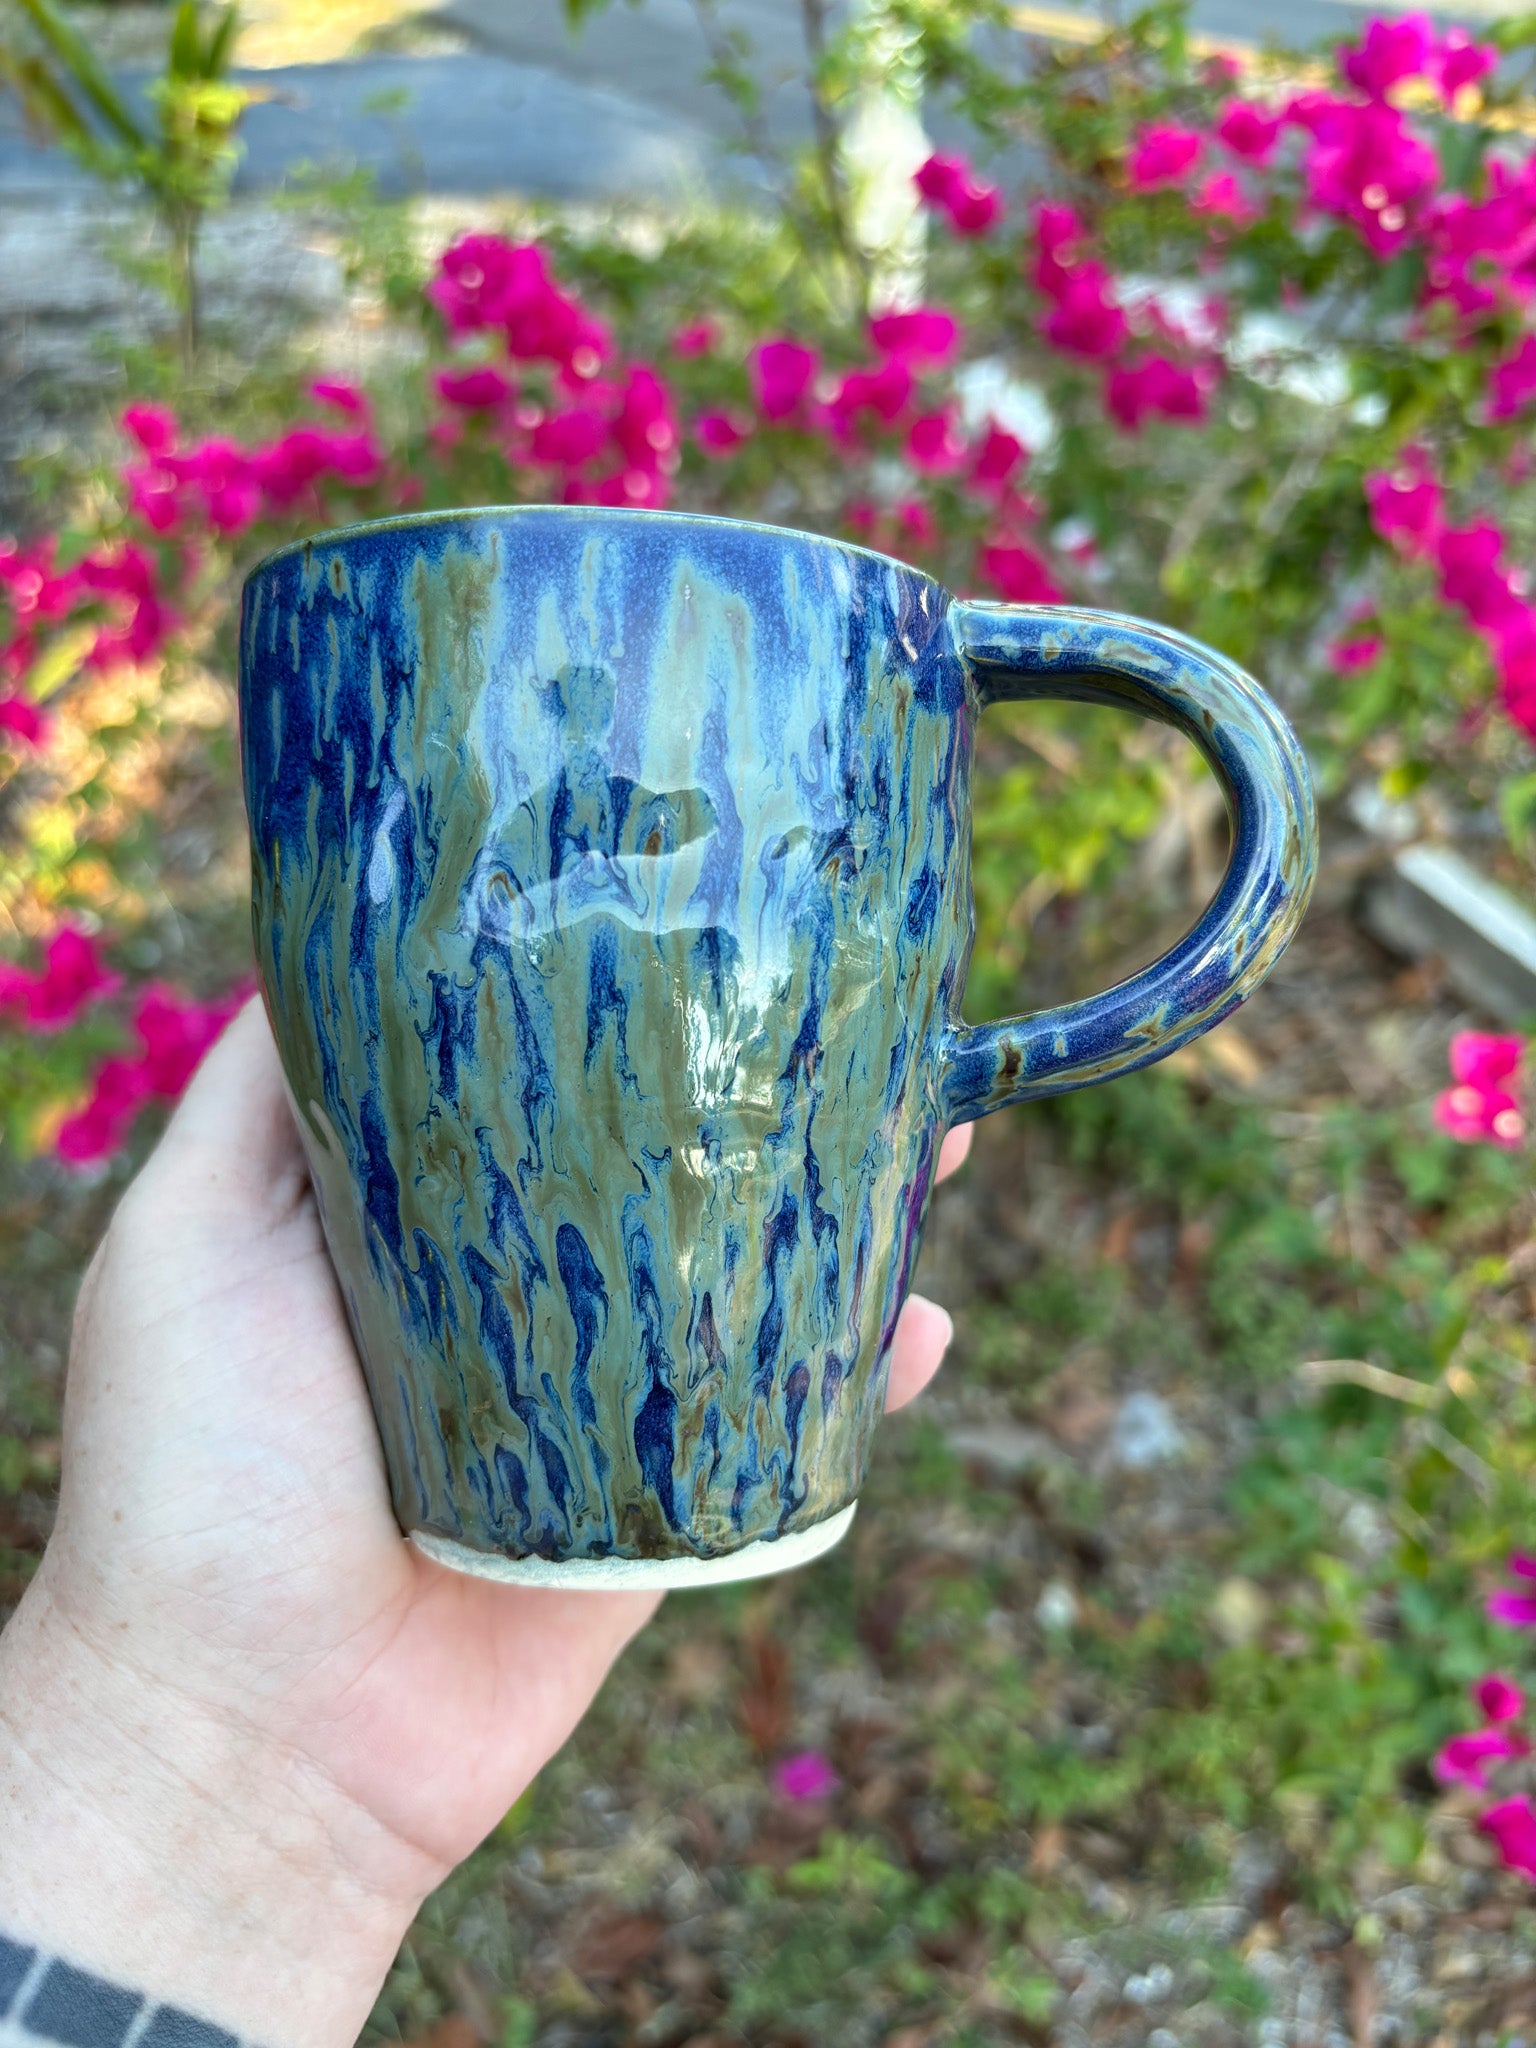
0, 999, 969, 2047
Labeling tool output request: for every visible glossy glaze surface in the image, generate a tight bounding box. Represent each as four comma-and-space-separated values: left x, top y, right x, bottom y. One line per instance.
239, 507, 1315, 1566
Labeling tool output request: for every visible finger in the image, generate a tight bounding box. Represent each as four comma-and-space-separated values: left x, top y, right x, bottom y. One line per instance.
936, 1123, 973, 1184
883, 1291, 954, 1412
142, 996, 309, 1224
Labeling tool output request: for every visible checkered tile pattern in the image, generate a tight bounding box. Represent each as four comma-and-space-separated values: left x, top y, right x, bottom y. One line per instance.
0, 1937, 249, 2048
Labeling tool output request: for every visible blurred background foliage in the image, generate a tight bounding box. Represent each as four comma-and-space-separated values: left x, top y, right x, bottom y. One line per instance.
4, 0, 1536, 2040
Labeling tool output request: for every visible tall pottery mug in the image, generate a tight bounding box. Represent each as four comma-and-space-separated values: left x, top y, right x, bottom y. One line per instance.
239, 507, 1317, 1589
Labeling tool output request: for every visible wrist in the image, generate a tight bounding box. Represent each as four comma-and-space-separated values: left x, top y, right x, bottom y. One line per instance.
0, 1573, 428, 2048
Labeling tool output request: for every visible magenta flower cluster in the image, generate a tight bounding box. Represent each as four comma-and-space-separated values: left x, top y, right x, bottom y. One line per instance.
1434, 1032, 1526, 1148
1367, 456, 1536, 743
7, 13, 1536, 1161
1436, 1560, 1536, 1883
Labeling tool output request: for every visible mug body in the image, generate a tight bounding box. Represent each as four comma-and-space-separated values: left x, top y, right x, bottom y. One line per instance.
239, 507, 973, 1583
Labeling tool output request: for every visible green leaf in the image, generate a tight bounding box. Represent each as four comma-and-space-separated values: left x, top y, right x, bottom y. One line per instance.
1489, 12, 1536, 52
10, 0, 147, 147
169, 0, 203, 78
205, 5, 241, 80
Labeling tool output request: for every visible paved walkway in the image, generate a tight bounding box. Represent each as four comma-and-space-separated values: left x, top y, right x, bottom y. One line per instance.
0, 0, 1521, 201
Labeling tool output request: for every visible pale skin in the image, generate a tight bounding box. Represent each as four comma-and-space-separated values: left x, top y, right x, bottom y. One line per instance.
0, 999, 969, 2047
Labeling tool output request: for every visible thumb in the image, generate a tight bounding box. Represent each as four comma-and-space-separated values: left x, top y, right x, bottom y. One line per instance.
141, 996, 311, 1233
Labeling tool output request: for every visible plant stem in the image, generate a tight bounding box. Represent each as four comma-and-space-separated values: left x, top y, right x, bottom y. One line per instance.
172, 205, 201, 368
798, 0, 869, 316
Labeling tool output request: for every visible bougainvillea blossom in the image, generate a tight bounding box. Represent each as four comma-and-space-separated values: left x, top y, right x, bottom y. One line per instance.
1216, 100, 1281, 164
1487, 1554, 1536, 1627
1478, 1674, 1526, 1723
1481, 1797, 1536, 1880
1302, 98, 1440, 254
869, 307, 960, 364
0, 695, 47, 746
978, 538, 1062, 604
773, 1752, 840, 1801
750, 339, 820, 422
1435, 1725, 1530, 1789
0, 927, 120, 1033
1126, 123, 1204, 191
914, 151, 1003, 235
1339, 13, 1435, 100
1365, 455, 1444, 556
1488, 337, 1536, 422
435, 364, 515, 411
1105, 355, 1210, 431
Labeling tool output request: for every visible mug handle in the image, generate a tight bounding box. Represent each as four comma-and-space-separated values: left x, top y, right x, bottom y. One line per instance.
941, 601, 1319, 1125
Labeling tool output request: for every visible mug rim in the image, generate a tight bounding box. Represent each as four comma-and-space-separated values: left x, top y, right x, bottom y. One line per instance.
244, 501, 948, 596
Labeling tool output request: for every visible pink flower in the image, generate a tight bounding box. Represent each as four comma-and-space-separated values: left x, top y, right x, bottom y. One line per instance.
132, 985, 240, 1098
1217, 100, 1281, 163
1480, 1795, 1536, 1880
1434, 1027, 1525, 1146
1437, 523, 1524, 636
121, 402, 178, 456
671, 319, 718, 357
1328, 628, 1383, 672
1490, 1553, 1536, 1626
750, 339, 819, 422
78, 543, 174, 672
1435, 1726, 1530, 1789
1451, 1031, 1524, 1090
1191, 171, 1258, 225
694, 409, 750, 456
169, 438, 261, 535
1105, 355, 1211, 431
1421, 162, 1536, 319
978, 538, 1062, 604
1126, 123, 1205, 192
0, 694, 48, 746
531, 403, 608, 469
1488, 337, 1536, 422
869, 307, 960, 364
125, 464, 182, 535
0, 926, 120, 1033
1437, 29, 1498, 101
1477, 1674, 1526, 1723
608, 364, 678, 474
1029, 201, 1085, 295
1499, 625, 1536, 740
428, 234, 608, 374
1491, 1590, 1536, 1626
1340, 14, 1435, 99
1365, 455, 1443, 556
914, 152, 1003, 236
1435, 1083, 1524, 1147
773, 1751, 839, 1801
56, 1055, 151, 1167
906, 407, 965, 474
1303, 98, 1439, 255
825, 358, 913, 439
895, 498, 935, 548
1041, 264, 1129, 360
309, 378, 370, 420
970, 422, 1026, 494
435, 365, 514, 411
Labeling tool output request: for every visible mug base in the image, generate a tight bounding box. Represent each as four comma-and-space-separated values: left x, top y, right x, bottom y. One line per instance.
410, 1502, 858, 1590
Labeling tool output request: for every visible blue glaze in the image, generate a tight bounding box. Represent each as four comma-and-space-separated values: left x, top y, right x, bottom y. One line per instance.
239, 507, 1316, 1567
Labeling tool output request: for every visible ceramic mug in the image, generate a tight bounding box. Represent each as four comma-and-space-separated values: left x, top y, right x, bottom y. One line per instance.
239, 506, 1316, 1589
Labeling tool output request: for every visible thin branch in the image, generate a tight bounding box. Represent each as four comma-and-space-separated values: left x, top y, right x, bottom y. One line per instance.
1297, 1358, 1440, 1406
799, 0, 869, 306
